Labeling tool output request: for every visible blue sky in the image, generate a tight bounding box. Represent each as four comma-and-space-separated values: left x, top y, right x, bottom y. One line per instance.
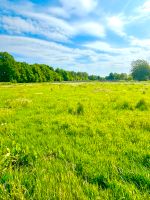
0, 0, 150, 76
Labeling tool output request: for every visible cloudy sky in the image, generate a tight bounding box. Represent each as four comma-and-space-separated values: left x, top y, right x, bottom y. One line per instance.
0, 0, 150, 76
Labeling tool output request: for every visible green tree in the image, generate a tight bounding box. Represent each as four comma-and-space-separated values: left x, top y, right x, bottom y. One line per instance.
131, 60, 150, 81
106, 73, 116, 81
0, 52, 16, 82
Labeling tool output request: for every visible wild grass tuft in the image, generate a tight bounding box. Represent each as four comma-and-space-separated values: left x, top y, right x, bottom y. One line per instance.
6, 98, 32, 109
76, 102, 84, 115
135, 99, 148, 111
68, 102, 84, 115
2, 144, 37, 169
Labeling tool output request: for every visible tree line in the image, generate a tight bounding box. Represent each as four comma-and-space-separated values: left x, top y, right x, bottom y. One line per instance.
0, 52, 150, 83
0, 52, 89, 82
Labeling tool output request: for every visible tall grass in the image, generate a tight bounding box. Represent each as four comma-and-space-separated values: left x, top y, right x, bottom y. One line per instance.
0, 82, 150, 199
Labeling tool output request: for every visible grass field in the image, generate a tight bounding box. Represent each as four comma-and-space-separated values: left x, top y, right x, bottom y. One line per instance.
0, 82, 150, 200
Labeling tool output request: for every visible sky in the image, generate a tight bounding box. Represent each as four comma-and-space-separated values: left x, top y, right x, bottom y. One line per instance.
0, 0, 150, 76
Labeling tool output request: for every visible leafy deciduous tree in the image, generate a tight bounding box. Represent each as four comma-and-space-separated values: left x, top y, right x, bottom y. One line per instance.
131, 60, 150, 81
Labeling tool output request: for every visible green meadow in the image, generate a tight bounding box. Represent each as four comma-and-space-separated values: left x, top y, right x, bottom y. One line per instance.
0, 82, 150, 200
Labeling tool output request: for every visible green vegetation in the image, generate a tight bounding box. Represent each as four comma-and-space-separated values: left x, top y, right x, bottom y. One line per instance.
0, 52, 141, 83
131, 60, 150, 81
0, 52, 89, 83
0, 82, 150, 199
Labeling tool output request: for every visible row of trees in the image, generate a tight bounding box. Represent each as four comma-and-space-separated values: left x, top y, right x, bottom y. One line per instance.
0, 52, 150, 83
0, 52, 89, 82
105, 73, 132, 81
105, 60, 150, 81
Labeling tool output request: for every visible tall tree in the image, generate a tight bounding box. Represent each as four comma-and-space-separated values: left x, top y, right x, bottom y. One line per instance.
131, 60, 150, 81
0, 52, 16, 82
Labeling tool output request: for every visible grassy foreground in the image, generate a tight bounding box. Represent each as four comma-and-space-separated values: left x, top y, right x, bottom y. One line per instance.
0, 82, 150, 200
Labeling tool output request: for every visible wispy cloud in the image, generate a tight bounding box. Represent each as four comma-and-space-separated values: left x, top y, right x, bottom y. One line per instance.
130, 36, 150, 48
0, 0, 150, 75
0, 15, 75, 42
76, 21, 105, 38
0, 35, 122, 74
59, 0, 98, 16
138, 0, 150, 13
0, 0, 105, 42
1, 34, 147, 75
83, 41, 112, 52
48, 6, 69, 19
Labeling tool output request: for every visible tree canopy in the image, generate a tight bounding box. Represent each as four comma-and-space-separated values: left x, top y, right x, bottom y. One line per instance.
1, 52, 150, 83
0, 52, 16, 82
0, 52, 92, 83
131, 59, 150, 81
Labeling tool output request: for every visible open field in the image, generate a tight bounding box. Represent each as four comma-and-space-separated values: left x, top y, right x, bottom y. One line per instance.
0, 82, 150, 200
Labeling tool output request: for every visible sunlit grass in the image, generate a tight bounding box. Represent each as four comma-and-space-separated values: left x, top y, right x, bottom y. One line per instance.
0, 82, 150, 199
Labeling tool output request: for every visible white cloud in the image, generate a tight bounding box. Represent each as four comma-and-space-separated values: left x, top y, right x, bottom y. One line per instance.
130, 36, 150, 49
0, 15, 75, 42
83, 39, 150, 70
0, 34, 143, 75
84, 41, 111, 52
1, 16, 37, 34
2, 34, 150, 75
0, 35, 129, 75
60, 0, 98, 16
0, 15, 105, 41
1, 0, 150, 75
101, 1, 150, 35
48, 7, 69, 18
139, 0, 150, 13
0, 0, 77, 42
130, 0, 150, 22
107, 16, 126, 37
0, 35, 92, 64
76, 22, 105, 38
0, 0, 34, 16
0, 0, 105, 41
